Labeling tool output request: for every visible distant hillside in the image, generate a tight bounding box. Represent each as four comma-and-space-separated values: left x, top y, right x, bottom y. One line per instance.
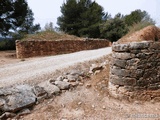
118, 25, 160, 43
22, 31, 82, 41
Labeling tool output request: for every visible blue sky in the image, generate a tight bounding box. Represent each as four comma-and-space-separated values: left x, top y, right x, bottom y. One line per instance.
27, 0, 159, 28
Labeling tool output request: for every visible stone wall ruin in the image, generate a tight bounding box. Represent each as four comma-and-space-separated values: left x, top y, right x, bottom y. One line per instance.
109, 41, 160, 100
16, 39, 111, 58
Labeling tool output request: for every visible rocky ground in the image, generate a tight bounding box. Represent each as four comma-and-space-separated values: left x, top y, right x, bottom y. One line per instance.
18, 62, 160, 120
0, 50, 160, 120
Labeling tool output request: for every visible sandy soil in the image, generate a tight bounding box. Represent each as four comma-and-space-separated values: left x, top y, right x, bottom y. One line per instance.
118, 25, 160, 43
21, 65, 160, 120
0, 51, 18, 65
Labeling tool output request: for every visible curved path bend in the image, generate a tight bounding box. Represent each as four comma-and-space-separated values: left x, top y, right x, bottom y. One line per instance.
0, 47, 111, 88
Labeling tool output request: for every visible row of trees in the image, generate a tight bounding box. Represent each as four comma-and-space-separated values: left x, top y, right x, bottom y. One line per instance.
0, 0, 155, 43
57, 0, 155, 42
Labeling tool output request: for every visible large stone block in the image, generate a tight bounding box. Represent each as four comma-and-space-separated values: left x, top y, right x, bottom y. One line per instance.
111, 58, 126, 68
110, 41, 160, 93
112, 52, 135, 60
111, 67, 130, 77
129, 41, 151, 50
149, 42, 160, 50
112, 43, 129, 52
126, 58, 140, 66
110, 75, 136, 86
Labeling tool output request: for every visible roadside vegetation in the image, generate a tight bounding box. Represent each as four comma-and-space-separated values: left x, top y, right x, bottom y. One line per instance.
0, 0, 156, 50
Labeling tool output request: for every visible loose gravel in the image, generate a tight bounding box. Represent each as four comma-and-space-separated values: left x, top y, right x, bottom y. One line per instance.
0, 47, 111, 88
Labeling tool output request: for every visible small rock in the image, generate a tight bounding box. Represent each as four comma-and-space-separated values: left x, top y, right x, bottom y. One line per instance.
102, 106, 106, 109
32, 86, 47, 102
61, 119, 67, 120
89, 64, 103, 74
38, 81, 60, 96
61, 104, 65, 108
55, 81, 70, 90
0, 98, 6, 107
17, 108, 31, 116
66, 74, 78, 82
49, 78, 55, 84
86, 84, 91, 88
0, 112, 16, 119
70, 82, 79, 87
134, 101, 141, 105
94, 70, 101, 75
70, 70, 84, 76
63, 79, 69, 82
92, 105, 95, 108
79, 82, 84, 86
32, 86, 47, 97
56, 76, 64, 81
78, 102, 82, 105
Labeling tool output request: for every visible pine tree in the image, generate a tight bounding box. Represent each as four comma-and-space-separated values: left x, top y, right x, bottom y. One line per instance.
57, 0, 104, 38
0, 0, 40, 37
124, 9, 155, 26
100, 13, 128, 42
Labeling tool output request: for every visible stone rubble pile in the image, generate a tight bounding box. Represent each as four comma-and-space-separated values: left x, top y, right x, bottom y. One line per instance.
0, 62, 107, 119
0, 67, 104, 119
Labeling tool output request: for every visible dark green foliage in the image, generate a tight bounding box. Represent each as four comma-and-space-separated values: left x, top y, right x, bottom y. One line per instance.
100, 13, 128, 42
0, 38, 16, 50
57, 0, 104, 38
124, 9, 155, 26
0, 0, 40, 37
0, 0, 40, 50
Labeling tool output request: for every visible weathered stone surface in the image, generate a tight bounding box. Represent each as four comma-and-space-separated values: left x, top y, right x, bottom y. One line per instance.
66, 74, 79, 82
0, 85, 36, 113
17, 108, 31, 116
112, 58, 126, 68
0, 112, 16, 119
89, 64, 103, 74
129, 41, 151, 49
112, 53, 135, 60
111, 68, 130, 77
32, 86, 47, 97
110, 75, 136, 86
150, 42, 160, 50
110, 41, 160, 97
69, 70, 84, 76
112, 43, 129, 52
38, 81, 60, 96
126, 58, 140, 66
54, 81, 70, 90
16, 39, 111, 58
56, 76, 64, 81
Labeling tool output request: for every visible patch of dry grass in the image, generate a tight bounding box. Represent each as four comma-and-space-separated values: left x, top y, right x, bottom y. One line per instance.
22, 31, 82, 41
118, 25, 160, 43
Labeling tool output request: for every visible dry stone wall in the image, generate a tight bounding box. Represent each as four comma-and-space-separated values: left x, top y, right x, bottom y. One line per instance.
109, 41, 160, 100
16, 39, 111, 58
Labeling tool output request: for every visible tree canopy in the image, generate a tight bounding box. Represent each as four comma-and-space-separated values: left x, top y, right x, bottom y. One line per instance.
0, 0, 40, 37
100, 13, 128, 42
124, 9, 155, 26
57, 1, 155, 42
57, 0, 104, 38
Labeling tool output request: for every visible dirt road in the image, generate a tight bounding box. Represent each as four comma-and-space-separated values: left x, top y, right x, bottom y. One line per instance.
0, 47, 111, 88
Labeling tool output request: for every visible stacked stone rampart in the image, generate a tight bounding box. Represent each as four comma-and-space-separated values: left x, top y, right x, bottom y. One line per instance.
16, 39, 111, 58
109, 41, 160, 100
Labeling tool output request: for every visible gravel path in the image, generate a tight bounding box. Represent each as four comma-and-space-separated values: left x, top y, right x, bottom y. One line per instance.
0, 47, 111, 88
